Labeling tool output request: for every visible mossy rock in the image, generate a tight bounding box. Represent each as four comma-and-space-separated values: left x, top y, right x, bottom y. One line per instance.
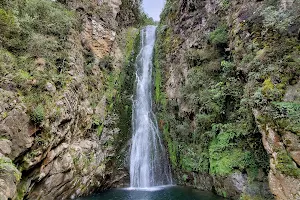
0, 156, 21, 182
275, 150, 300, 177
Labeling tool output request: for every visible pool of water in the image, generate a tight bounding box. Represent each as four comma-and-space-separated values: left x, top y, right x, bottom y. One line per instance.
75, 186, 225, 200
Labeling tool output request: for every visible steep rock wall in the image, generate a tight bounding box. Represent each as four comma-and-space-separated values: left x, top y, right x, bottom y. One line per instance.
155, 0, 300, 199
0, 0, 141, 199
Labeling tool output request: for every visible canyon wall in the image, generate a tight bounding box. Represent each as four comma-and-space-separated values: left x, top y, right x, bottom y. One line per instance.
154, 0, 300, 199
0, 0, 142, 199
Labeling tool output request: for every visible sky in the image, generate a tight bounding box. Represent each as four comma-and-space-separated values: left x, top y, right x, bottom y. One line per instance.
142, 0, 165, 21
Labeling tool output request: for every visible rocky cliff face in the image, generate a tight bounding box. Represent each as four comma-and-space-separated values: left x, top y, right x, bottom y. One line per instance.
0, 0, 141, 199
155, 0, 300, 199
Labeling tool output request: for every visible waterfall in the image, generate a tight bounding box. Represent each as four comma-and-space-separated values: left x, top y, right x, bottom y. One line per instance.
130, 26, 172, 188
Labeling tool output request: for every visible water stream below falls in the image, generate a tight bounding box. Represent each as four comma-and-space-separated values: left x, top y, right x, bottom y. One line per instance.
75, 26, 224, 200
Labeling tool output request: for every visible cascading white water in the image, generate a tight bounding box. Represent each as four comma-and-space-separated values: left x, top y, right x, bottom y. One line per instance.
130, 26, 172, 188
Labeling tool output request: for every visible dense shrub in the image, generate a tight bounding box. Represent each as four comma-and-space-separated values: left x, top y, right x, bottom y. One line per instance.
30, 105, 45, 124
262, 6, 294, 32
209, 25, 228, 45
19, 0, 77, 37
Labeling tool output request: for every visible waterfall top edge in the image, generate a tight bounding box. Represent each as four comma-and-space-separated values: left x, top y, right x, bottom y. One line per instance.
144, 25, 157, 28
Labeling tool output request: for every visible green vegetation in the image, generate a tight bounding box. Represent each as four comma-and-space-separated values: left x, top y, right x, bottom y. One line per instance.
16, 181, 28, 200
0, 0, 79, 126
153, 0, 300, 191
262, 6, 294, 32
0, 0, 153, 198
156, 41, 268, 177
154, 28, 168, 107
209, 25, 228, 45
139, 12, 157, 26
220, 0, 230, 10
1, 0, 78, 51
30, 104, 45, 124
160, 0, 179, 22
0, 156, 21, 182
114, 28, 140, 151
275, 150, 300, 177
209, 123, 259, 176
270, 102, 300, 135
